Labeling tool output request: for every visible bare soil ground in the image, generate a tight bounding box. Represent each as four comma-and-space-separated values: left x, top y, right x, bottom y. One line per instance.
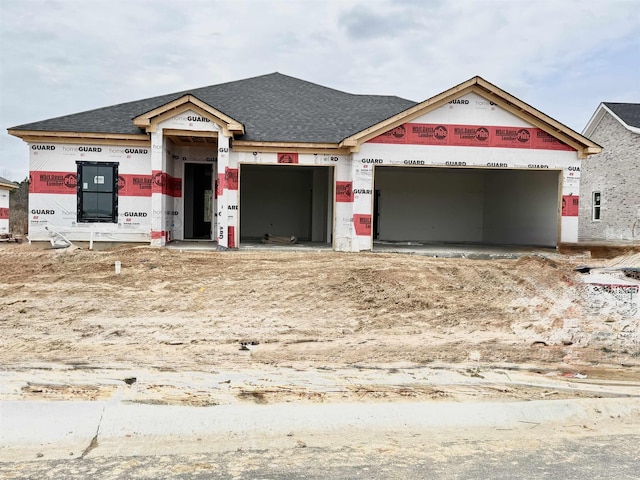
1, 243, 639, 406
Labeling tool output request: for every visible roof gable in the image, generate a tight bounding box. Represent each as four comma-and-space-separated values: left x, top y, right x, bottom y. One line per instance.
132, 95, 244, 136
343, 76, 602, 158
584, 102, 640, 137
407, 91, 532, 126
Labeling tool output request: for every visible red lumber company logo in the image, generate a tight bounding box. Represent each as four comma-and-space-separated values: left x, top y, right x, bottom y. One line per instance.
353, 214, 371, 236
368, 123, 574, 151
225, 167, 238, 190
150, 172, 180, 197
434, 125, 448, 140
217, 174, 224, 197
40, 173, 75, 188
336, 181, 353, 202
391, 125, 406, 139
228, 226, 236, 248
152, 172, 165, 187
64, 174, 77, 189
496, 128, 531, 144
29, 171, 77, 194
517, 129, 531, 143
475, 127, 489, 141
278, 153, 299, 164
133, 175, 151, 190
168, 177, 182, 197
116, 175, 152, 197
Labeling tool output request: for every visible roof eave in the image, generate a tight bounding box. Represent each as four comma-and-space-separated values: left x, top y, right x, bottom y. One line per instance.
7, 129, 150, 145
472, 79, 602, 157
232, 140, 351, 155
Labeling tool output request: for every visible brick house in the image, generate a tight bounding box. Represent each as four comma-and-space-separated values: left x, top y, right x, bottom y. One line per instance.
580, 103, 640, 242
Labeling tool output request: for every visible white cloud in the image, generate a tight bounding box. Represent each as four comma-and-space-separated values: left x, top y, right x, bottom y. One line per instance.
0, 0, 638, 180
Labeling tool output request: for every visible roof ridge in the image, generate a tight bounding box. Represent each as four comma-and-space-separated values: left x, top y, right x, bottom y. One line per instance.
256, 72, 416, 102
604, 101, 640, 105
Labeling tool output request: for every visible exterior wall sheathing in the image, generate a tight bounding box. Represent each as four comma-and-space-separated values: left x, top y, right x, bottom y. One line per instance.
28, 142, 152, 242
24, 94, 583, 251
0, 186, 11, 234
341, 93, 582, 250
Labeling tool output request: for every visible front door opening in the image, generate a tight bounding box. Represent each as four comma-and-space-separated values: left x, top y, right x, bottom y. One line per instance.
184, 163, 213, 240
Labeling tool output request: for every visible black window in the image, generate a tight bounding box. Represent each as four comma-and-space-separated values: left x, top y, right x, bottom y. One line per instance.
592, 191, 601, 221
77, 162, 118, 222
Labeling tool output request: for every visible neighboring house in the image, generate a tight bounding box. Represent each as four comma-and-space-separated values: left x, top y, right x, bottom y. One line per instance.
0, 175, 19, 235
580, 103, 640, 243
8, 73, 601, 252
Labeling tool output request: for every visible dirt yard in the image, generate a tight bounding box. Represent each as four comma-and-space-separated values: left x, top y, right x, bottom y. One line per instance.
1, 243, 638, 406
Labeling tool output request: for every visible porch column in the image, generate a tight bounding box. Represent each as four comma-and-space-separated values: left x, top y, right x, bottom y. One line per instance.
150, 130, 166, 246
216, 135, 238, 248
352, 159, 374, 251
334, 157, 357, 251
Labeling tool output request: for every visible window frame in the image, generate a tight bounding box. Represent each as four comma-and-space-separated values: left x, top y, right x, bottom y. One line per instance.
76, 161, 119, 223
592, 191, 601, 221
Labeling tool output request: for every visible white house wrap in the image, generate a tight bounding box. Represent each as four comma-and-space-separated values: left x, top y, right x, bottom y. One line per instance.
0, 176, 18, 235
9, 74, 601, 251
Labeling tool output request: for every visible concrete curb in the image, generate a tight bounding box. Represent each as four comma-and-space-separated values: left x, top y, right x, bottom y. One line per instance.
2, 397, 639, 461
0, 401, 105, 460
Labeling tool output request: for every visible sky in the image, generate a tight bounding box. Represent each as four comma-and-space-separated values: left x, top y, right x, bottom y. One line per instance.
1, 0, 639, 181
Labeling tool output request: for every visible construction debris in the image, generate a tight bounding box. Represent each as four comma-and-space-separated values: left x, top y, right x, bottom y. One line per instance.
45, 227, 73, 249
0, 233, 20, 243
575, 253, 640, 318
262, 233, 297, 245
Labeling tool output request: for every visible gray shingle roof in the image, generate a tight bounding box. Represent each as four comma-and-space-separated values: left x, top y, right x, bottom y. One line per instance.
0, 175, 18, 188
604, 102, 640, 129
10, 73, 417, 143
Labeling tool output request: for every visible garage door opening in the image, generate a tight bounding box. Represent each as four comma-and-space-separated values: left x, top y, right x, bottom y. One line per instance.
240, 164, 333, 245
373, 167, 561, 248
